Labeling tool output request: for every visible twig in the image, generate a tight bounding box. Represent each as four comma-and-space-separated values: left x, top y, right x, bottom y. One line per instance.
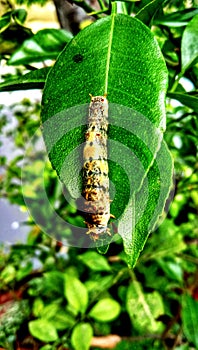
108, 255, 121, 262
91, 333, 162, 349
176, 253, 198, 265
72, 0, 103, 18
91, 335, 121, 349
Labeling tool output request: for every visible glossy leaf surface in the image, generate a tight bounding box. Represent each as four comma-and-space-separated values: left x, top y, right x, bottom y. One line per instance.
28, 319, 58, 342
126, 280, 164, 332
64, 274, 88, 314
71, 323, 93, 350
181, 14, 198, 72
136, 0, 166, 26
119, 140, 173, 267
167, 92, 198, 113
89, 298, 121, 322
8, 28, 73, 65
182, 294, 198, 348
41, 13, 170, 266
0, 67, 50, 91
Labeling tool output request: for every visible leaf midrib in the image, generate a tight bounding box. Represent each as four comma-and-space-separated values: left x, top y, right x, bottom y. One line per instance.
105, 13, 115, 94
133, 281, 157, 329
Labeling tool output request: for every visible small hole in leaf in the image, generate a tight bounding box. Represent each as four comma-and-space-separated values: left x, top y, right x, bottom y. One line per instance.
73, 54, 83, 63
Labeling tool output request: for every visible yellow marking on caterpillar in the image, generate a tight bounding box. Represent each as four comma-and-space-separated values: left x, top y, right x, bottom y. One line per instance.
82, 95, 112, 241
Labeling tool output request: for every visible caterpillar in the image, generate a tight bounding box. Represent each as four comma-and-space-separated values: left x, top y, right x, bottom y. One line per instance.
82, 95, 112, 241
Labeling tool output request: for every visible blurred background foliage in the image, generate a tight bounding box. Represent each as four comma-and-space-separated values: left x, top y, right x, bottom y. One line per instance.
0, 0, 198, 349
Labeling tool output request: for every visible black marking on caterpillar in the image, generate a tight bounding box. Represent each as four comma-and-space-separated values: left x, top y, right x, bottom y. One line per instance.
82, 95, 112, 241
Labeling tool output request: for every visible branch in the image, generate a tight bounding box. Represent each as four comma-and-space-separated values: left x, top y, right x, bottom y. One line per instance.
52, 0, 101, 34
91, 333, 162, 349
91, 335, 121, 349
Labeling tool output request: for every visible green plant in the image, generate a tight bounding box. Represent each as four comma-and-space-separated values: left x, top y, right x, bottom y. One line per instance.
0, 0, 198, 349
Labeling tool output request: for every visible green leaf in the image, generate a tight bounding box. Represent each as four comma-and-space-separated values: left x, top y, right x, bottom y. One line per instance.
40, 304, 75, 330
78, 251, 111, 271
136, 0, 166, 26
142, 219, 186, 260
50, 311, 76, 330
96, 243, 110, 255
182, 293, 198, 348
8, 28, 73, 65
167, 92, 198, 113
0, 67, 50, 92
119, 140, 174, 268
16, 261, 33, 281
39, 303, 60, 320
71, 323, 93, 350
64, 274, 88, 314
41, 271, 65, 298
32, 298, 45, 317
126, 281, 164, 333
1, 264, 16, 283
0, 12, 11, 33
85, 275, 114, 296
115, 339, 155, 350
175, 346, 189, 350
41, 13, 168, 224
0, 9, 27, 33
12, 9, 27, 26
28, 319, 58, 342
154, 8, 198, 27
42, 14, 167, 126
181, 14, 198, 72
40, 346, 52, 350
157, 259, 183, 282
89, 298, 121, 322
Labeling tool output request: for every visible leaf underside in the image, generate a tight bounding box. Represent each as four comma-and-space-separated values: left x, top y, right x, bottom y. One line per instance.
0, 67, 50, 91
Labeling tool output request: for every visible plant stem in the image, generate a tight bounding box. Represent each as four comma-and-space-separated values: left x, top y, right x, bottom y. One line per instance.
98, 0, 107, 11
111, 1, 118, 15
170, 71, 183, 93
111, 0, 128, 14
116, 0, 128, 14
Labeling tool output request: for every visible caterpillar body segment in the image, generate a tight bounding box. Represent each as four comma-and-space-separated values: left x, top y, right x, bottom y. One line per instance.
82, 95, 111, 241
